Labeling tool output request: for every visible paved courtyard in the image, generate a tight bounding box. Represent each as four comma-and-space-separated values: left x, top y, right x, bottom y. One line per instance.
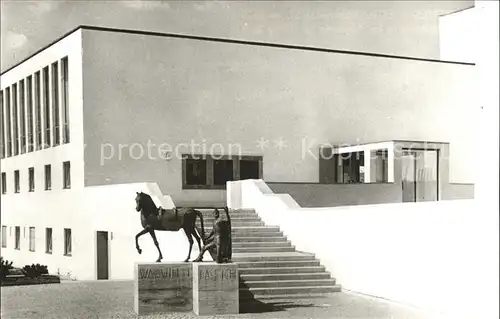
1, 280, 443, 319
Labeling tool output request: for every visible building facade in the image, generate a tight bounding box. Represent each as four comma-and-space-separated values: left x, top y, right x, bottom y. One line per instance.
0, 25, 477, 280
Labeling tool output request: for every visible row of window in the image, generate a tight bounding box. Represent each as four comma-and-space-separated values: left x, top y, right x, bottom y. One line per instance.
0, 56, 70, 159
1, 225, 72, 256
182, 155, 262, 189
1, 161, 71, 194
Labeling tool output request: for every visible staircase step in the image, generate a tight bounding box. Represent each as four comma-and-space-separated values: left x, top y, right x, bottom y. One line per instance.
239, 291, 340, 302
200, 211, 257, 217
240, 279, 336, 288
232, 241, 292, 248
233, 246, 296, 253
236, 260, 320, 268
196, 216, 262, 226
197, 221, 265, 227
232, 236, 287, 242
231, 231, 284, 238
240, 272, 331, 281
204, 226, 279, 232
232, 252, 315, 262
239, 266, 325, 275
239, 285, 341, 296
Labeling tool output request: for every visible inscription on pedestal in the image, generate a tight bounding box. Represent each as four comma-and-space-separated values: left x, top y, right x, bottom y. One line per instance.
193, 262, 239, 315
134, 263, 193, 315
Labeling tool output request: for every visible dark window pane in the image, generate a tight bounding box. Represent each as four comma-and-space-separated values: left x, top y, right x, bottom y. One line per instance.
213, 160, 234, 186
186, 159, 207, 186
240, 160, 260, 180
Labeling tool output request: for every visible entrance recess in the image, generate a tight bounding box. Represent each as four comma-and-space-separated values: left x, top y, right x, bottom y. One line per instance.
401, 149, 439, 202
96, 231, 109, 280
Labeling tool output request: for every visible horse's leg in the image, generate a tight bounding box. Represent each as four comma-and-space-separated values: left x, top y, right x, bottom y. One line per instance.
135, 228, 149, 254
191, 228, 202, 254
148, 229, 163, 262
183, 227, 194, 263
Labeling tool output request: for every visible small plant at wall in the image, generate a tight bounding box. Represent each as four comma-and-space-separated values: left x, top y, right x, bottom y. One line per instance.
0, 257, 14, 279
21, 264, 49, 279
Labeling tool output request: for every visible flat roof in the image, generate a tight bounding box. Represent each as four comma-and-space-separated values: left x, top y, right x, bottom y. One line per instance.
1, 24, 476, 76
320, 140, 450, 148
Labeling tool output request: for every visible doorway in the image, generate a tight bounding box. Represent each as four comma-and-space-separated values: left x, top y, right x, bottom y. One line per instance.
96, 231, 109, 280
401, 149, 439, 202
401, 150, 417, 202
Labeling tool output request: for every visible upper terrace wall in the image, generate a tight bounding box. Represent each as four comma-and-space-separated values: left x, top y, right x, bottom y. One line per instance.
81, 28, 477, 203
268, 182, 401, 207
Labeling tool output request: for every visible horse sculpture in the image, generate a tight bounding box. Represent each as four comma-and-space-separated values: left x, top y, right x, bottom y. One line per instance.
134, 192, 206, 263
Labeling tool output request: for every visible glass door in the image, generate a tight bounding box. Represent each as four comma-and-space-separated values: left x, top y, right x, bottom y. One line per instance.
401, 150, 417, 202
415, 150, 438, 202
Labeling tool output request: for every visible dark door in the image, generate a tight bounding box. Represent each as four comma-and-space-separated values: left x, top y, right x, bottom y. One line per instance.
96, 231, 109, 280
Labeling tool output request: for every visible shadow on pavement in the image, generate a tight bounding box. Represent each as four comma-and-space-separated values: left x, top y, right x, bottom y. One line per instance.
239, 300, 317, 314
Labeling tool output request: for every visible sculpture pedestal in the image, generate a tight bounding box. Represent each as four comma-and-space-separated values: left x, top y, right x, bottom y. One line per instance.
134, 262, 192, 315
192, 262, 239, 315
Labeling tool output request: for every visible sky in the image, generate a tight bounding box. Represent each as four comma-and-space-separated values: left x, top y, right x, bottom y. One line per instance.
1, 0, 473, 73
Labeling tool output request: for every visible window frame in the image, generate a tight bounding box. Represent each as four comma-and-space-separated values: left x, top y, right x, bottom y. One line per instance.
182, 154, 263, 190
62, 161, 71, 189
14, 170, 20, 193
1, 225, 7, 248
29, 227, 35, 252
44, 164, 51, 190
1, 172, 6, 194
28, 167, 35, 192
63, 228, 72, 256
14, 226, 20, 250
45, 227, 52, 254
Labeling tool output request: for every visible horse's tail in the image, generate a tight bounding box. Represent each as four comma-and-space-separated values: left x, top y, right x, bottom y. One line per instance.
223, 206, 231, 226
223, 206, 232, 260
195, 210, 206, 240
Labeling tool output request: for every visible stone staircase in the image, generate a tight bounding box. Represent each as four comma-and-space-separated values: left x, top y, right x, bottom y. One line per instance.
196, 208, 341, 302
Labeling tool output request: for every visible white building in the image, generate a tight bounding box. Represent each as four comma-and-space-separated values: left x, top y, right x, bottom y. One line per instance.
0, 25, 477, 280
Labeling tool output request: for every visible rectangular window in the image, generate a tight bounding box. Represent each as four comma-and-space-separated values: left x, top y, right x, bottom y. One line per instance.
0, 90, 4, 159
1, 172, 6, 194
44, 164, 51, 190
29, 227, 35, 252
240, 159, 261, 180
52, 62, 60, 146
61, 57, 70, 143
5, 87, 11, 157
213, 159, 234, 186
335, 152, 365, 184
12, 84, 18, 155
45, 228, 52, 254
1, 225, 7, 248
43, 66, 50, 148
14, 170, 20, 193
34, 72, 42, 149
182, 155, 263, 189
63, 161, 71, 189
64, 228, 72, 256
184, 157, 207, 187
27, 76, 33, 152
19, 80, 26, 154
28, 167, 35, 192
15, 226, 20, 250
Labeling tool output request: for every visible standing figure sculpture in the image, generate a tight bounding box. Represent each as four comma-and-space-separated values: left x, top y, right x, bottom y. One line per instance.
134, 192, 206, 263
193, 207, 232, 263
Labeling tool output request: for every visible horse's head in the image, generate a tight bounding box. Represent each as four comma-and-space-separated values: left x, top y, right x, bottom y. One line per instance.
135, 192, 143, 212
135, 191, 158, 217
